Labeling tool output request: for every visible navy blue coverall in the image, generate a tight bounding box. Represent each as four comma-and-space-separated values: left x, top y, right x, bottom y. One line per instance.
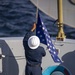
23, 31, 46, 75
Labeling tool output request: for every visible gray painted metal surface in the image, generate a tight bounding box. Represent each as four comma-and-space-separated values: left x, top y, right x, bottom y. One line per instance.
31, 0, 75, 28
0, 37, 75, 75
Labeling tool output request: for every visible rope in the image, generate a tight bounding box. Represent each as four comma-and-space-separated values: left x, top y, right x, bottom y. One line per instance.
5, 55, 25, 58
0, 54, 26, 60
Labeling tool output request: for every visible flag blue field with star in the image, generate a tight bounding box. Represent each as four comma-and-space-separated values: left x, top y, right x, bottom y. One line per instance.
36, 13, 62, 63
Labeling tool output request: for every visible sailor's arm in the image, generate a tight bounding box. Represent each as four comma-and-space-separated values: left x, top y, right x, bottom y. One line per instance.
31, 22, 36, 32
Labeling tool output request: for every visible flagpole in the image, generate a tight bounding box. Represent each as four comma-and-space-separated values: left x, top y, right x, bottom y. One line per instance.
56, 0, 66, 41
36, 0, 39, 24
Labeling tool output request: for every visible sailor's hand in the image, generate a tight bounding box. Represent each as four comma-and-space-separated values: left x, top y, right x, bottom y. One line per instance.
31, 23, 36, 32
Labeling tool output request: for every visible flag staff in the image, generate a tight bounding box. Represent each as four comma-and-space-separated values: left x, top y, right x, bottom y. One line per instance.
56, 0, 66, 41
36, 0, 39, 24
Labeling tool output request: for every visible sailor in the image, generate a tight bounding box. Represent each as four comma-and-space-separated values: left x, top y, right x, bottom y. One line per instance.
23, 23, 46, 75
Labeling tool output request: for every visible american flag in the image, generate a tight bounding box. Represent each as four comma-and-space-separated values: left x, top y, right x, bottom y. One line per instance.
36, 13, 62, 63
